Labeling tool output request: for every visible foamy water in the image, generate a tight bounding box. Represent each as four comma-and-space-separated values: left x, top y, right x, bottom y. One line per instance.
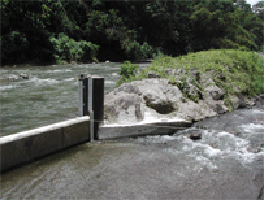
46, 69, 72, 73
240, 122, 264, 132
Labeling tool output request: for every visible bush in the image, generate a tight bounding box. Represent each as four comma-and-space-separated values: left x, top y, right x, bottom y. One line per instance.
49, 33, 99, 64
116, 61, 139, 87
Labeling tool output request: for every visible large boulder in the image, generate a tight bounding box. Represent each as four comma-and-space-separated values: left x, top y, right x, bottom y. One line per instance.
104, 79, 183, 123
104, 92, 144, 123
104, 77, 227, 124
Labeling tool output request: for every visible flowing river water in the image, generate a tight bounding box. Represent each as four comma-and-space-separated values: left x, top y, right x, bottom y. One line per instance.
0, 62, 264, 199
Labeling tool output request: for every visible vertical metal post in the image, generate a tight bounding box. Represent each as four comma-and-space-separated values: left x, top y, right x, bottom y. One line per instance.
90, 110, 94, 141
92, 78, 104, 140
78, 74, 84, 117
83, 77, 88, 116
78, 74, 88, 117
88, 78, 93, 116
88, 78, 94, 142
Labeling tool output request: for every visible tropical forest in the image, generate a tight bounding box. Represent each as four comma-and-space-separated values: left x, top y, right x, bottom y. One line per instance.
1, 0, 263, 66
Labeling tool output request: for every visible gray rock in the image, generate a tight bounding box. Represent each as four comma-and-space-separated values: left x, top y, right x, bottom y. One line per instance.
203, 98, 229, 114
230, 95, 240, 109
237, 94, 247, 109
215, 104, 226, 114
7, 74, 18, 80
104, 68, 257, 126
255, 100, 264, 109
199, 73, 216, 88
185, 82, 200, 97
204, 86, 225, 100
144, 97, 175, 114
190, 68, 200, 81
247, 147, 261, 153
147, 72, 160, 78
164, 68, 187, 75
165, 69, 177, 75
189, 130, 203, 140
233, 86, 240, 93
256, 94, 264, 101
176, 100, 217, 122
231, 94, 257, 109
116, 83, 142, 95
104, 79, 184, 123
104, 93, 144, 123
177, 69, 187, 74
169, 77, 200, 99
19, 74, 30, 79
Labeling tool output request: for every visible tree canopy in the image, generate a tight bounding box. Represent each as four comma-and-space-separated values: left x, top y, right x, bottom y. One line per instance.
1, 0, 263, 66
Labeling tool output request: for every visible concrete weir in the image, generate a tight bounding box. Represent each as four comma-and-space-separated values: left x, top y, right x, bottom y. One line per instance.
0, 117, 192, 173
0, 116, 90, 173
99, 121, 193, 139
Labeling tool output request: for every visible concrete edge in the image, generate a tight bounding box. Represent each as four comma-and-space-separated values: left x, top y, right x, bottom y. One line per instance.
98, 121, 193, 140
0, 116, 90, 173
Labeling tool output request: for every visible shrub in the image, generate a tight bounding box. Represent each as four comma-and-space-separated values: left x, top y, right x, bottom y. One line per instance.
49, 33, 99, 65
116, 61, 139, 87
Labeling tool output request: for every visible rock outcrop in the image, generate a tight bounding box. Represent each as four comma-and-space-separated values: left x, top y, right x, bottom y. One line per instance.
104, 68, 263, 125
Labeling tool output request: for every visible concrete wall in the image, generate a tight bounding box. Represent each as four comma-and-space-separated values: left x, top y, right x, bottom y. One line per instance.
0, 116, 90, 173
99, 121, 193, 139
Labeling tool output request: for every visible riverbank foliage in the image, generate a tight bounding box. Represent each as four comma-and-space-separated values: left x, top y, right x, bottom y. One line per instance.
1, 0, 263, 66
117, 61, 139, 87
118, 49, 264, 111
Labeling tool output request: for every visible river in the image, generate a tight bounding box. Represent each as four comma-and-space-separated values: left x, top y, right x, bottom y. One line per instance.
0, 62, 263, 199
0, 62, 150, 136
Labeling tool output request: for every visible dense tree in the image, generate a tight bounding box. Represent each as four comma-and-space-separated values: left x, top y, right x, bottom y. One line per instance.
252, 1, 264, 25
1, 0, 263, 66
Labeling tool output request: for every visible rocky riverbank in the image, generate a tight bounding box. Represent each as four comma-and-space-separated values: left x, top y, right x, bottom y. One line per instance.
103, 50, 264, 127
104, 78, 263, 124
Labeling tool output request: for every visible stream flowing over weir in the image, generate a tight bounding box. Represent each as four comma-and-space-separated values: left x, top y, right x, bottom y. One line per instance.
0, 62, 263, 199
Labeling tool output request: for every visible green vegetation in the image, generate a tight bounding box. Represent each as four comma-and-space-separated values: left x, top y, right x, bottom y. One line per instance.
117, 61, 139, 87
49, 32, 99, 64
1, 0, 263, 67
117, 49, 264, 111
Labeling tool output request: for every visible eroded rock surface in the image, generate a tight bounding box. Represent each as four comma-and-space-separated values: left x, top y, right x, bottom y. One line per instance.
104, 69, 263, 124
